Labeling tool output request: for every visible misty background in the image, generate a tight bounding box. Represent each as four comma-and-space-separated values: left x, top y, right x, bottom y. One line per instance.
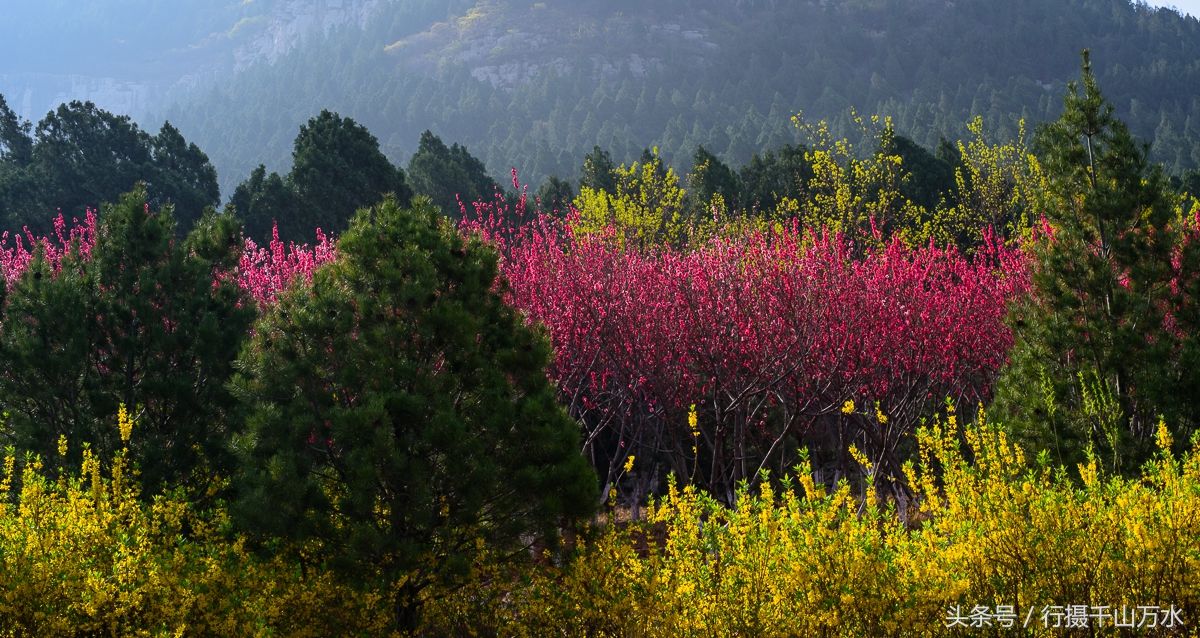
3, 0, 1200, 202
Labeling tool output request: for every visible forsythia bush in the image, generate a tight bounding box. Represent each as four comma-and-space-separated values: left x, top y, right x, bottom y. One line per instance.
0, 440, 395, 637
424, 408, 1200, 637
571, 149, 692, 250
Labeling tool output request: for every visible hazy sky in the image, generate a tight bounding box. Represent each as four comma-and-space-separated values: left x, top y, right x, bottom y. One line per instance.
1146, 0, 1200, 17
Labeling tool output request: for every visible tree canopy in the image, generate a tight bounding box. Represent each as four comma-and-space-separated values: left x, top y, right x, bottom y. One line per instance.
228, 110, 412, 242
993, 51, 1195, 473
0, 99, 219, 233
0, 186, 253, 493
232, 195, 596, 628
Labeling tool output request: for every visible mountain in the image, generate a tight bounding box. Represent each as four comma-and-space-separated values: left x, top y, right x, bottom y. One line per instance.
0, 1, 391, 123
5, 0, 1200, 200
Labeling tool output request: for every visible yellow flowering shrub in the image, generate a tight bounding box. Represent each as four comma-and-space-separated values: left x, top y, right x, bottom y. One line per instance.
791, 112, 924, 248
425, 410, 1200, 637
4, 408, 1197, 636
571, 148, 693, 249
0, 443, 395, 637
929, 116, 1049, 246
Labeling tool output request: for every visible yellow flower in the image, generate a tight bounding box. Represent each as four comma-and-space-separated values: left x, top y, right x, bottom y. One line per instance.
1156, 417, 1172, 452
848, 445, 873, 473
57, 434, 68, 458
623, 455, 635, 474
874, 402, 888, 424
118, 403, 133, 444
841, 399, 855, 415
688, 404, 699, 435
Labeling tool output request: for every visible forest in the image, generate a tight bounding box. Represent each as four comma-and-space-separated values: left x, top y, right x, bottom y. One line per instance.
152, 0, 1200, 197
3, 8, 1200, 635
7, 1, 1200, 196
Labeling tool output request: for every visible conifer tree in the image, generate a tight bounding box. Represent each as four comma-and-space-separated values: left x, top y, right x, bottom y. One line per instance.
290, 110, 411, 235
406, 130, 496, 218
993, 51, 1184, 471
578, 145, 618, 194
688, 145, 740, 213
0, 186, 253, 492
232, 196, 596, 629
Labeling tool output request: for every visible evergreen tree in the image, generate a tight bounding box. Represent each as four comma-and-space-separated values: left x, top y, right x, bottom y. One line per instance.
737, 144, 811, 214
0, 94, 32, 165
535, 175, 576, 215
578, 145, 618, 194
149, 121, 221, 229
0, 186, 254, 493
638, 147, 670, 180
2, 99, 218, 234
31, 101, 154, 224
289, 110, 411, 238
688, 145, 740, 213
992, 52, 1185, 472
0, 94, 36, 229
892, 134, 955, 212
228, 165, 300, 243
232, 196, 596, 629
1171, 168, 1200, 197
406, 130, 497, 218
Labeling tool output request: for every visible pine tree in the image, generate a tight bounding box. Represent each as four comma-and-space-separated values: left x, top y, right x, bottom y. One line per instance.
992, 51, 1184, 472
290, 110, 412, 236
148, 121, 220, 229
688, 145, 740, 213
0, 94, 36, 229
0, 186, 253, 493
228, 164, 300, 243
406, 130, 497, 218
232, 196, 596, 629
578, 145, 618, 193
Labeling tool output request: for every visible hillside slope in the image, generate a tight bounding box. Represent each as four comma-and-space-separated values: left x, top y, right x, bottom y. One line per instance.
9, 0, 1200, 197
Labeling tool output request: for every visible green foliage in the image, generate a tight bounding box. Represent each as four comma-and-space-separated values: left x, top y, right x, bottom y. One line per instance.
31, 101, 153, 222
149, 121, 221, 230
0, 99, 219, 233
227, 164, 301, 242
0, 186, 254, 494
993, 52, 1191, 473
229, 110, 411, 242
1171, 169, 1200, 198
155, 0, 1200, 198
892, 133, 954, 213
578, 145, 618, 194
290, 110, 411, 235
534, 174, 575, 214
0, 95, 32, 166
232, 196, 596, 629
687, 145, 740, 215
0, 96, 35, 232
571, 147, 691, 248
736, 144, 811, 214
406, 130, 497, 218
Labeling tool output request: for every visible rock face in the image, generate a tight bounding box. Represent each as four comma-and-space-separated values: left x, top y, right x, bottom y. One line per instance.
385, 1, 718, 92
231, 0, 388, 71
1, 0, 724, 121
0, 0, 391, 122
0, 73, 154, 122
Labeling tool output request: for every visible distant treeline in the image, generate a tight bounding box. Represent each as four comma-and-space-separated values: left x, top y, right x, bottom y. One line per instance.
152, 0, 1200, 196
6, 89, 1200, 247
